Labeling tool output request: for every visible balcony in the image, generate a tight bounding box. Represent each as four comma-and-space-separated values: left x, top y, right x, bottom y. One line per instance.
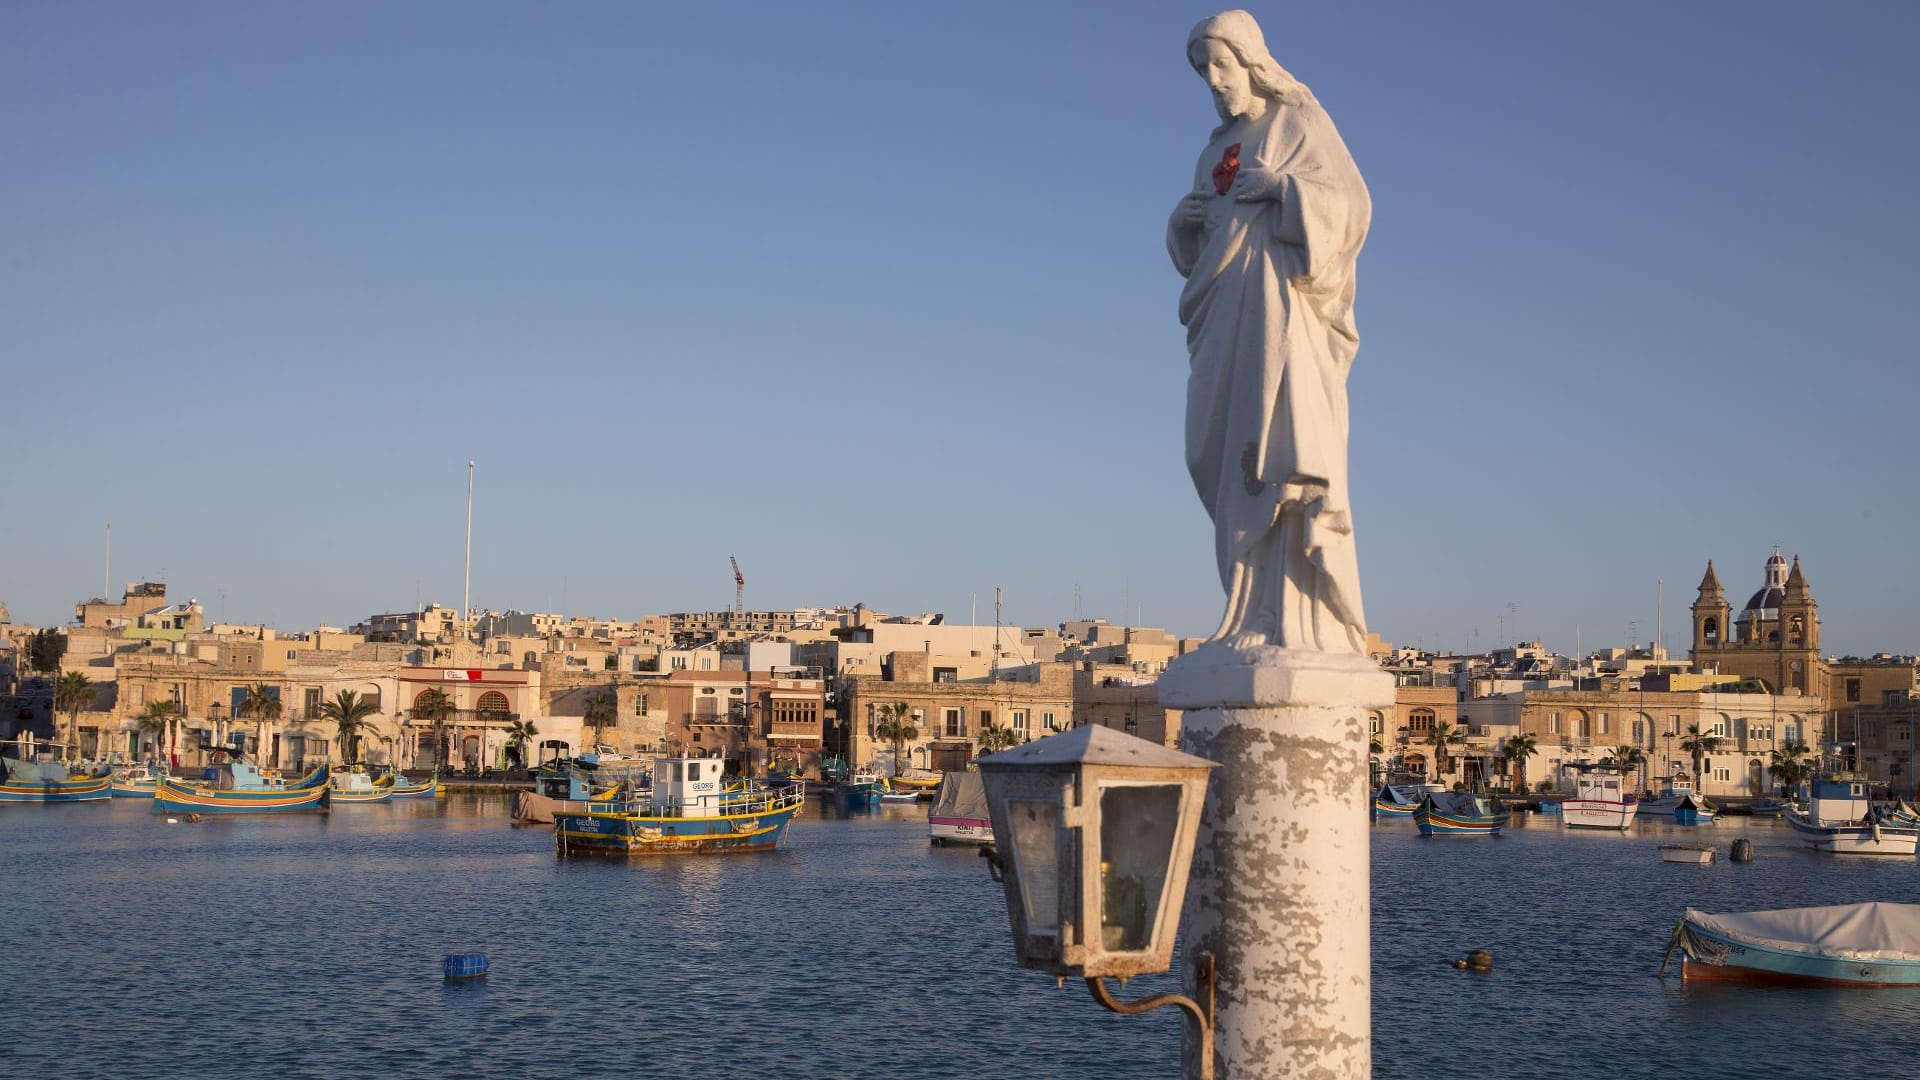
404, 708, 520, 725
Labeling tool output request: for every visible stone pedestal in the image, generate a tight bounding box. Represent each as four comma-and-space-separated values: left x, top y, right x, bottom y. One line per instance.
1159, 645, 1393, 1079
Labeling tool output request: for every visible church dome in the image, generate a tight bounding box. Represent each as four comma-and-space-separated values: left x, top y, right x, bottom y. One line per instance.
1741, 585, 1784, 617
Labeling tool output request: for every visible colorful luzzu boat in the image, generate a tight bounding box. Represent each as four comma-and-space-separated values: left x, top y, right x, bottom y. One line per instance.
1372, 783, 1422, 818
1414, 792, 1510, 836
389, 772, 441, 798
0, 756, 113, 803
329, 767, 395, 804
109, 763, 164, 798
1671, 903, 1920, 986
152, 761, 331, 815
841, 766, 884, 808
556, 755, 802, 856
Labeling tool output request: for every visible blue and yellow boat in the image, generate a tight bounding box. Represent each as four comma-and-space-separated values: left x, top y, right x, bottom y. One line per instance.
389, 771, 441, 798
556, 755, 802, 856
152, 761, 331, 815
0, 756, 112, 803
1414, 792, 1510, 836
1372, 783, 1422, 818
329, 766, 395, 804
109, 763, 164, 798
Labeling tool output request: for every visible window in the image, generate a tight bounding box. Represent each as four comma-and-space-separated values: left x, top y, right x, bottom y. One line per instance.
688, 762, 701, 781
1886, 690, 1908, 707
944, 709, 963, 738
1409, 708, 1435, 734
1546, 712, 1559, 734
672, 762, 683, 781
933, 668, 958, 684
1847, 679, 1861, 703
637, 694, 649, 717
476, 691, 510, 720
1042, 711, 1057, 731
1709, 721, 1725, 738
1012, 710, 1029, 734
979, 710, 993, 729
1597, 713, 1608, 735
1667, 715, 1681, 736
1714, 768, 1731, 782
304, 688, 322, 718
1632, 719, 1644, 741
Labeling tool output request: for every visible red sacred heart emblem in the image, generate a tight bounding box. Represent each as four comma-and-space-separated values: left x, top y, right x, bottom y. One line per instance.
1212, 143, 1241, 196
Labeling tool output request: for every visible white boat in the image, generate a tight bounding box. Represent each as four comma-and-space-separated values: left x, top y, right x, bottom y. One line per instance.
1671, 903, 1920, 985
928, 770, 991, 846
1561, 764, 1638, 831
1785, 776, 1919, 855
1659, 844, 1717, 864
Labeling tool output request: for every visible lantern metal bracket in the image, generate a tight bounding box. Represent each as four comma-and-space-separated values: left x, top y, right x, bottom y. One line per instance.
1085, 951, 1215, 1080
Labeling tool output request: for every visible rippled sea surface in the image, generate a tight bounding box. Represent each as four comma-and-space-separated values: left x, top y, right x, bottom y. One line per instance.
5, 798, 1919, 1079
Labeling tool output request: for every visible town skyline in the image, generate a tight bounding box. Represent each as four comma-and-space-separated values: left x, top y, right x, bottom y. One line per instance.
6, 4, 1917, 657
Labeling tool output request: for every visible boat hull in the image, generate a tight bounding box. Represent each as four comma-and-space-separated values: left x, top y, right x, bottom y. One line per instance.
1660, 845, 1717, 863
0, 775, 113, 803
389, 780, 441, 798
930, 817, 994, 846
1562, 799, 1639, 830
1679, 916, 1920, 986
1372, 800, 1415, 817
1415, 809, 1509, 835
151, 765, 333, 815
1785, 811, 1919, 855
110, 778, 158, 798
555, 800, 801, 856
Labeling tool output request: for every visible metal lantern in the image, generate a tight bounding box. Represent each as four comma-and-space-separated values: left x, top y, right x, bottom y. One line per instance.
977, 724, 1217, 980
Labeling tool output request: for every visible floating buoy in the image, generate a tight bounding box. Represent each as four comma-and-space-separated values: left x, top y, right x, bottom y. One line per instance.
1731, 838, 1754, 863
1451, 949, 1493, 972
444, 953, 490, 981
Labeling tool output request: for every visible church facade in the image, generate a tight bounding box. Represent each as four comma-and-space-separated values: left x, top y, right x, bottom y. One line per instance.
1690, 552, 1827, 697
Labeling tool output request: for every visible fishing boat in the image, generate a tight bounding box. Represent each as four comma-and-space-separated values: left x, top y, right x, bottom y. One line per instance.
1372, 783, 1422, 818
928, 770, 992, 846
1667, 902, 1920, 986
1659, 844, 1717, 864
389, 771, 441, 798
329, 766, 395, 804
1785, 776, 1919, 855
151, 761, 331, 815
1641, 776, 1717, 823
512, 763, 626, 825
842, 766, 884, 808
890, 769, 943, 792
554, 754, 803, 856
1561, 764, 1638, 831
1749, 797, 1795, 818
0, 755, 112, 803
109, 763, 164, 798
1414, 792, 1510, 836
878, 788, 920, 803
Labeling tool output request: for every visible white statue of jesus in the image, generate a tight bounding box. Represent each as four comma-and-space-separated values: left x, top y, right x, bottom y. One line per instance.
1169, 9, 1372, 655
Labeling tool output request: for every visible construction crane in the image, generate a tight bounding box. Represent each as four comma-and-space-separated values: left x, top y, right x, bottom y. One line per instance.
730, 555, 745, 617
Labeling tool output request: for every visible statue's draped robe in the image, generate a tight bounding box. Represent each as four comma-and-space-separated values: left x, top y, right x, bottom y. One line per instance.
1169, 90, 1370, 652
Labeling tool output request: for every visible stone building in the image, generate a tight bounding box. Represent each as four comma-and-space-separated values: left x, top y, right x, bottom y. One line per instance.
1690, 553, 1826, 695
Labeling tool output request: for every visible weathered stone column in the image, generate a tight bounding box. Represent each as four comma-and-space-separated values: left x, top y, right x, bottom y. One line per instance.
1160, 646, 1392, 1079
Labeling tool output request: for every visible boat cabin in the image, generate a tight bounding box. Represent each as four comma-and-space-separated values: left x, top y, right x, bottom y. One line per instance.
1571, 765, 1628, 804
649, 755, 730, 815
1809, 776, 1872, 827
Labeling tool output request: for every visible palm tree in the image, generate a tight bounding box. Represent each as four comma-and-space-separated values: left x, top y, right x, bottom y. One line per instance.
1769, 742, 1812, 798
137, 700, 180, 765
873, 701, 918, 776
506, 719, 538, 770
1502, 733, 1539, 793
239, 682, 282, 760
583, 690, 615, 749
1605, 744, 1647, 791
319, 690, 381, 764
412, 688, 456, 770
977, 723, 1019, 756
1426, 720, 1467, 781
53, 671, 92, 760
1679, 723, 1725, 792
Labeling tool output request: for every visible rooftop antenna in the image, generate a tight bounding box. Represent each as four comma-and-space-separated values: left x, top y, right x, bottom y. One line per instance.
1655, 578, 1664, 658
992, 586, 1002, 684
103, 520, 111, 599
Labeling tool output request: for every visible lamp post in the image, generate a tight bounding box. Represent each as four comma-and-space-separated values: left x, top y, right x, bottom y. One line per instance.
976, 725, 1219, 1078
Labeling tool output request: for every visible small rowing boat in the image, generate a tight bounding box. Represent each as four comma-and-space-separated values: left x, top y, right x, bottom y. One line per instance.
1414, 792, 1510, 837
1668, 902, 1920, 986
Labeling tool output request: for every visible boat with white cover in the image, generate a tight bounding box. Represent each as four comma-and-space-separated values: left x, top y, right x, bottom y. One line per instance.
1672, 902, 1920, 985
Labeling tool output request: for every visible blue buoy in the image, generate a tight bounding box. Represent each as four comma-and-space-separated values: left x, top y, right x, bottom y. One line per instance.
444, 953, 489, 980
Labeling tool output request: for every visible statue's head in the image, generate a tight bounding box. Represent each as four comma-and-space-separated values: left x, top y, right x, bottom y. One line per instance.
1187, 9, 1304, 120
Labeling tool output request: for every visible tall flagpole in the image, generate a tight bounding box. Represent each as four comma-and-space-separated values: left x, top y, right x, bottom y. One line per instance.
462, 460, 474, 649
104, 520, 111, 598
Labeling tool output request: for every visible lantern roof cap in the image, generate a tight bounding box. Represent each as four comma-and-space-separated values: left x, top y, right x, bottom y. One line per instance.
977, 724, 1218, 772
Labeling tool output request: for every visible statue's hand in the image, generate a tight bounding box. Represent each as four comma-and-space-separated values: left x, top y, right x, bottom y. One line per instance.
1230, 166, 1284, 203
1170, 191, 1211, 229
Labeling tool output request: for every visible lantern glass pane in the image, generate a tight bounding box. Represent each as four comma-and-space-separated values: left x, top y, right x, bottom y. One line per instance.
1098, 784, 1181, 952
1007, 798, 1060, 934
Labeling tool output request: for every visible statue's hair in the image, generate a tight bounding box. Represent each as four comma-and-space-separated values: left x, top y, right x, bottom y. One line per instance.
1186, 9, 1307, 107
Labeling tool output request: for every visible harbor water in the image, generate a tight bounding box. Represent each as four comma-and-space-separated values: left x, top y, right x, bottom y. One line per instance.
5, 798, 1919, 1078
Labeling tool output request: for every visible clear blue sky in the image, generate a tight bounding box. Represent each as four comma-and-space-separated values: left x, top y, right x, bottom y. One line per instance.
4, 2, 1916, 658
